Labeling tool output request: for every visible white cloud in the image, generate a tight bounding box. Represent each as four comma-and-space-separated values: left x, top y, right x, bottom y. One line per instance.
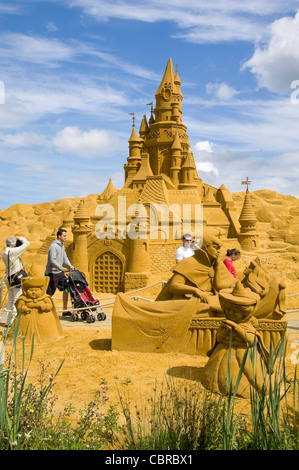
206, 82, 240, 100
187, 93, 299, 155
53, 126, 119, 156
193, 142, 299, 197
67, 0, 299, 43
46, 22, 58, 32
243, 11, 299, 93
0, 131, 48, 147
194, 140, 213, 153
196, 161, 219, 177
0, 33, 76, 64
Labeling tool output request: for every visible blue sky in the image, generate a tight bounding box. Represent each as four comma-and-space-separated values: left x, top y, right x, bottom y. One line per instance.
1, 0, 299, 209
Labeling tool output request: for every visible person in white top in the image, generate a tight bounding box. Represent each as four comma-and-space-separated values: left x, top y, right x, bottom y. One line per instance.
175, 234, 194, 263
2, 236, 30, 326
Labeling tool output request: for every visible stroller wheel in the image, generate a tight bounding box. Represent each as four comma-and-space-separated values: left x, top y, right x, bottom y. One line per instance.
97, 312, 106, 321
90, 314, 96, 323
81, 311, 87, 320
70, 312, 78, 322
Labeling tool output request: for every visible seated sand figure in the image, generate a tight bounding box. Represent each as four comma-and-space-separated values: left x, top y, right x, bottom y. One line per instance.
156, 232, 237, 314
200, 281, 275, 399
241, 258, 286, 320
15, 265, 64, 344
112, 232, 237, 353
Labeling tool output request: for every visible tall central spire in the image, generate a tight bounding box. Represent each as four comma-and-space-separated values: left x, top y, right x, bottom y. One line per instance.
123, 58, 201, 190
154, 58, 183, 124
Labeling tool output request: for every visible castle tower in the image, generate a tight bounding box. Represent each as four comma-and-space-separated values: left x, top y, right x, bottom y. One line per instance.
97, 177, 117, 203
124, 124, 143, 185
141, 58, 198, 184
72, 199, 92, 279
178, 150, 198, 189
62, 208, 75, 229
86, 58, 241, 293
154, 58, 183, 123
170, 132, 182, 187
125, 202, 151, 291
139, 114, 149, 139
237, 179, 259, 250
130, 153, 153, 190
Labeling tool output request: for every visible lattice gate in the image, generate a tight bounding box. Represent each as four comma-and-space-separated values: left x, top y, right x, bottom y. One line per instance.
93, 250, 123, 293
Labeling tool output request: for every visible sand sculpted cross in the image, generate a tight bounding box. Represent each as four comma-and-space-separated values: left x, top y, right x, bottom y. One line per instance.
241, 177, 251, 193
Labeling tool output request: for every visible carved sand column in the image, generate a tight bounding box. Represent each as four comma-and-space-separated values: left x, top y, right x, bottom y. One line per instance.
125, 212, 151, 292
72, 200, 92, 281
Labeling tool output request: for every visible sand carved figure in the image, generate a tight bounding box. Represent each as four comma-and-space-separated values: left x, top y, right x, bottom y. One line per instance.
156, 232, 237, 315
112, 232, 237, 352
15, 269, 64, 344
241, 258, 286, 320
112, 232, 287, 353
200, 281, 275, 398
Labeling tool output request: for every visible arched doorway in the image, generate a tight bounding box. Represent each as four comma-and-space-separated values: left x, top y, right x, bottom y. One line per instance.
93, 250, 123, 294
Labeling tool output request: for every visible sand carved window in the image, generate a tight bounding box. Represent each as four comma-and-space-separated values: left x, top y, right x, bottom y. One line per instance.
94, 250, 123, 294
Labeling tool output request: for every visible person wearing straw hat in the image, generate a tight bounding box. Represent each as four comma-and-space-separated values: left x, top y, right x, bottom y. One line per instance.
201, 280, 274, 398
1, 236, 30, 326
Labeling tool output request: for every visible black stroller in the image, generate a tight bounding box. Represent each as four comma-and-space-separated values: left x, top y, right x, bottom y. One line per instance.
66, 269, 106, 323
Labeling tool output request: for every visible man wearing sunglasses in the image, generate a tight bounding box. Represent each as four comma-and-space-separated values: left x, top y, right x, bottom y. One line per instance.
175, 234, 194, 264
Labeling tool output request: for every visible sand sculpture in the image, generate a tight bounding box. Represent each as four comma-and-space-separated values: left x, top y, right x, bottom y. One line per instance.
14, 265, 64, 344
28, 58, 260, 296
0, 58, 292, 366
112, 231, 287, 355
200, 281, 276, 398
1, 60, 299, 301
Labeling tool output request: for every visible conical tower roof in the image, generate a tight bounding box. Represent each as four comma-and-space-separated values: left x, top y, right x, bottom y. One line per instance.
171, 132, 182, 151
139, 115, 149, 137
101, 177, 117, 200
129, 125, 142, 143
182, 150, 196, 169
239, 192, 257, 225
155, 58, 182, 97
131, 153, 153, 184
74, 199, 89, 222
174, 66, 181, 87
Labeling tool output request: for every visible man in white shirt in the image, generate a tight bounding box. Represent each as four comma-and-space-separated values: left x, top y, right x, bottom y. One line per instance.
175, 234, 194, 263
2, 236, 30, 326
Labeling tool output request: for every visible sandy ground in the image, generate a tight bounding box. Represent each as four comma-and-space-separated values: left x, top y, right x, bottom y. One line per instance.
1, 290, 299, 430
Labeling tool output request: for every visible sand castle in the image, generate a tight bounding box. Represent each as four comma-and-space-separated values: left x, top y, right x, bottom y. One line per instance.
0, 58, 295, 363
1, 59, 298, 297
59, 59, 261, 295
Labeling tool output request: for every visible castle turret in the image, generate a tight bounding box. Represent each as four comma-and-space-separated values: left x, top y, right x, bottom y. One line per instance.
124, 125, 143, 184
130, 153, 153, 190
139, 114, 149, 139
238, 189, 259, 251
178, 150, 197, 189
139, 58, 200, 186
97, 177, 117, 203
154, 58, 183, 123
170, 132, 182, 186
72, 199, 92, 279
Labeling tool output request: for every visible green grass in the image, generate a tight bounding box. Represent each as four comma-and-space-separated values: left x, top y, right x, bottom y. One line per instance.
0, 316, 120, 450
0, 318, 298, 450
118, 331, 299, 450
